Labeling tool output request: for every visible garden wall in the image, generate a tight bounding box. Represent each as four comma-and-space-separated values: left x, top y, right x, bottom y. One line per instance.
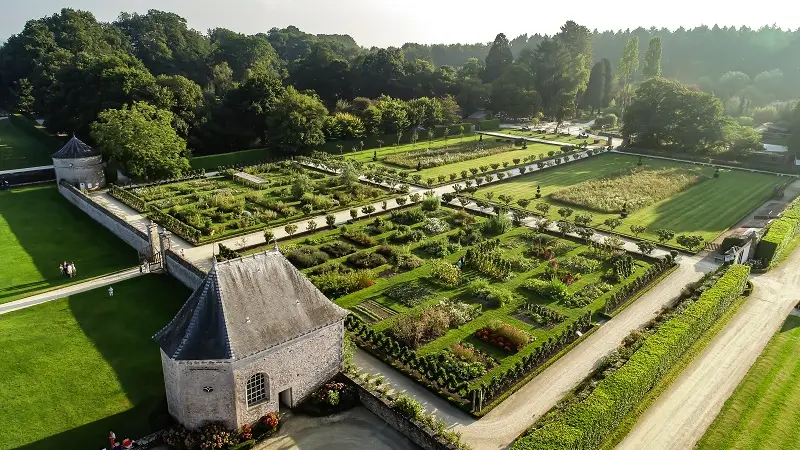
57, 181, 148, 251
164, 249, 205, 290
344, 374, 460, 450
1, 166, 55, 185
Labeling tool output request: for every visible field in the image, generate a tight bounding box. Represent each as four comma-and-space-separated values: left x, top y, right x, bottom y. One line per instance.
0, 275, 190, 450
0, 185, 137, 304
112, 161, 389, 244
0, 117, 57, 170
697, 315, 800, 450
251, 203, 669, 414
471, 154, 783, 247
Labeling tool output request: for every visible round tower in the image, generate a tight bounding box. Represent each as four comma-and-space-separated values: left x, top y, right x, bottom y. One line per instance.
52, 136, 105, 189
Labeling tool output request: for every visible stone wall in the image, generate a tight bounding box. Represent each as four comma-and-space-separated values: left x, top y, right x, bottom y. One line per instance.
57, 181, 147, 251
232, 320, 344, 427
347, 375, 459, 450
161, 351, 238, 430
164, 249, 205, 290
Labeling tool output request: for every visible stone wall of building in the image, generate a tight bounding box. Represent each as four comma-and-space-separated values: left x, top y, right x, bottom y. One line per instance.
232, 320, 344, 427
53, 155, 105, 189
57, 181, 147, 251
164, 249, 205, 290
161, 351, 238, 430
347, 376, 459, 450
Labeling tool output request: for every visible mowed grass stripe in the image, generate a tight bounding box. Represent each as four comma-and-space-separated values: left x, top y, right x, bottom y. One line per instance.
697, 316, 800, 450
415, 143, 562, 180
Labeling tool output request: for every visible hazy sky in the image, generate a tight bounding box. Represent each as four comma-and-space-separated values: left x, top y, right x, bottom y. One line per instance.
1, 0, 797, 47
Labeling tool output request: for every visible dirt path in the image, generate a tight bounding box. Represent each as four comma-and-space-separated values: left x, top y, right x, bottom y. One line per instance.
255, 407, 418, 450
355, 254, 718, 450
617, 247, 800, 450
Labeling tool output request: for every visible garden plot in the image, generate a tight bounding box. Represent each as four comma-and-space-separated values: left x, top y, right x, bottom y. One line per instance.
284, 203, 673, 416
111, 161, 389, 244
470, 154, 784, 250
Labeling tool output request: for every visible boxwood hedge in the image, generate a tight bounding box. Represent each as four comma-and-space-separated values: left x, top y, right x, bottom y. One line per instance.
755, 200, 800, 267
512, 264, 750, 450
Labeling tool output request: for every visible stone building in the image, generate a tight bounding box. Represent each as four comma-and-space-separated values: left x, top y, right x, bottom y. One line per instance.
51, 136, 105, 189
153, 250, 348, 429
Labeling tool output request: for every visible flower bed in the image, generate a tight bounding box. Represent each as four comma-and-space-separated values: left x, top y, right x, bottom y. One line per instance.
162, 412, 280, 450
475, 320, 531, 353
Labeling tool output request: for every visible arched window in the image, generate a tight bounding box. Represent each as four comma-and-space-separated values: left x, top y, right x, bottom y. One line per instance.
246, 373, 268, 406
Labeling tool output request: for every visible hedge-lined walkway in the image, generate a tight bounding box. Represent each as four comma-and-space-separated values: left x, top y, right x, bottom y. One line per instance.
352, 252, 717, 450
616, 244, 800, 450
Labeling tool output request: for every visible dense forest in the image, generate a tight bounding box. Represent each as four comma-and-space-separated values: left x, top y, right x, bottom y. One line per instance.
0, 8, 798, 178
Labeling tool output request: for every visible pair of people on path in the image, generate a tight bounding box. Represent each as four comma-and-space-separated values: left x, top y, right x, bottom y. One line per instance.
59, 261, 77, 278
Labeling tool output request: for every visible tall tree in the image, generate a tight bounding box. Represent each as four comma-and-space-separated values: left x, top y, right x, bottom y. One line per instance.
266, 86, 328, 154
91, 101, 190, 179
616, 37, 640, 113
490, 64, 541, 119
482, 33, 513, 83
788, 102, 800, 159
601, 58, 613, 109
209, 28, 279, 80
642, 37, 662, 79
583, 61, 606, 114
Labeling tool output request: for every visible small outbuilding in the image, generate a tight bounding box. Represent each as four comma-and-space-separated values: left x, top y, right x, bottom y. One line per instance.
154, 250, 348, 430
51, 136, 105, 189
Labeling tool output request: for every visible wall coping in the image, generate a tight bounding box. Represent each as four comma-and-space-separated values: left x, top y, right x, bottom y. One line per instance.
59, 181, 148, 242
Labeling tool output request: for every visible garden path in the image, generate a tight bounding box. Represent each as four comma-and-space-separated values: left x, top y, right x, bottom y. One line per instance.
354, 253, 719, 450
616, 245, 800, 450
477, 131, 606, 148
0, 267, 143, 315
256, 407, 417, 450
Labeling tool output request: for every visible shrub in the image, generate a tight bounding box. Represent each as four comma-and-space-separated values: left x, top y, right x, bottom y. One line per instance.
559, 256, 601, 274
422, 217, 449, 235
347, 251, 388, 269
389, 246, 424, 271
468, 278, 517, 308
390, 226, 426, 244
420, 237, 461, 258
476, 320, 530, 352
390, 207, 426, 225
393, 394, 424, 420
523, 277, 572, 304
421, 195, 441, 211
429, 259, 462, 287
595, 114, 618, 128
286, 246, 330, 268
311, 269, 376, 298
390, 300, 480, 348
483, 214, 513, 236
342, 229, 377, 247
517, 303, 567, 327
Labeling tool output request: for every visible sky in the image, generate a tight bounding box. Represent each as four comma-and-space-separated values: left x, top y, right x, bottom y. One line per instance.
1, 0, 798, 47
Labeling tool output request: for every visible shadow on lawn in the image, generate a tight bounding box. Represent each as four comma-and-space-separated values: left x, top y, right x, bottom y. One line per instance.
0, 186, 138, 303
19, 276, 189, 450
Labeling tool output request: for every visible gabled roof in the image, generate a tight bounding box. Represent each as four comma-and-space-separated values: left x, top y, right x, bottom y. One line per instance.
52, 136, 101, 159
154, 251, 348, 361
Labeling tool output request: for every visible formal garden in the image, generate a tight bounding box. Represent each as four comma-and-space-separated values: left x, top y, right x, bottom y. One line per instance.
110, 160, 391, 244
466, 153, 785, 251
0, 185, 137, 304
0, 276, 191, 450
512, 264, 750, 450
234, 197, 676, 416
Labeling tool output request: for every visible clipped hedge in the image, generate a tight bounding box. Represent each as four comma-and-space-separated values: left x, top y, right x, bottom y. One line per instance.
476, 119, 501, 131
513, 265, 750, 450
755, 200, 800, 267
320, 123, 474, 154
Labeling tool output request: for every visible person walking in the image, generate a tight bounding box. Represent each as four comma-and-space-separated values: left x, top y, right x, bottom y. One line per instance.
70, 261, 76, 277
108, 286, 114, 297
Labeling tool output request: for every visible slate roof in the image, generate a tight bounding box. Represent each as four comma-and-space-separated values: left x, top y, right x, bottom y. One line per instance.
52, 136, 101, 159
154, 251, 348, 361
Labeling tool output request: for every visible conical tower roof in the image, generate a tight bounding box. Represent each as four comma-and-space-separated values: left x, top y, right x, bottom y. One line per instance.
154, 251, 348, 361
52, 136, 101, 159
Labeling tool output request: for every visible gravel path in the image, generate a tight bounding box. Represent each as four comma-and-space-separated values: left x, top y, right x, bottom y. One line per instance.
355, 254, 718, 450
0, 267, 142, 315
616, 247, 800, 450
255, 407, 418, 450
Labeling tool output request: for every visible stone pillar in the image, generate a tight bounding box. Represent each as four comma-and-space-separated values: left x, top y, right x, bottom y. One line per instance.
147, 221, 158, 258
159, 231, 172, 270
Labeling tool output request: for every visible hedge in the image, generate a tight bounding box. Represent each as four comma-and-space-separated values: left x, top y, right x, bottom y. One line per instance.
512, 264, 750, 450
476, 119, 500, 131
754, 200, 800, 267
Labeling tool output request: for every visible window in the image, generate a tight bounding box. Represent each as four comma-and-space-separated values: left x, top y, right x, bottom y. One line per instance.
246, 373, 268, 406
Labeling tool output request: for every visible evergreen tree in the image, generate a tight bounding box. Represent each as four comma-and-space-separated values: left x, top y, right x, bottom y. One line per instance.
482, 33, 513, 83
583, 61, 606, 114
601, 58, 613, 109
642, 37, 662, 79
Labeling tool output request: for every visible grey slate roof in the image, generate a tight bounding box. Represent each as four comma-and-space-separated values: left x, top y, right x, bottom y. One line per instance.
154, 251, 348, 361
52, 136, 101, 159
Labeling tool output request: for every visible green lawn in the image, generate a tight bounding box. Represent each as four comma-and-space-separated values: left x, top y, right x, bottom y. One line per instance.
0, 117, 56, 170
500, 130, 592, 145
697, 316, 800, 450
0, 275, 190, 450
415, 143, 565, 180
0, 185, 137, 304
472, 154, 782, 247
